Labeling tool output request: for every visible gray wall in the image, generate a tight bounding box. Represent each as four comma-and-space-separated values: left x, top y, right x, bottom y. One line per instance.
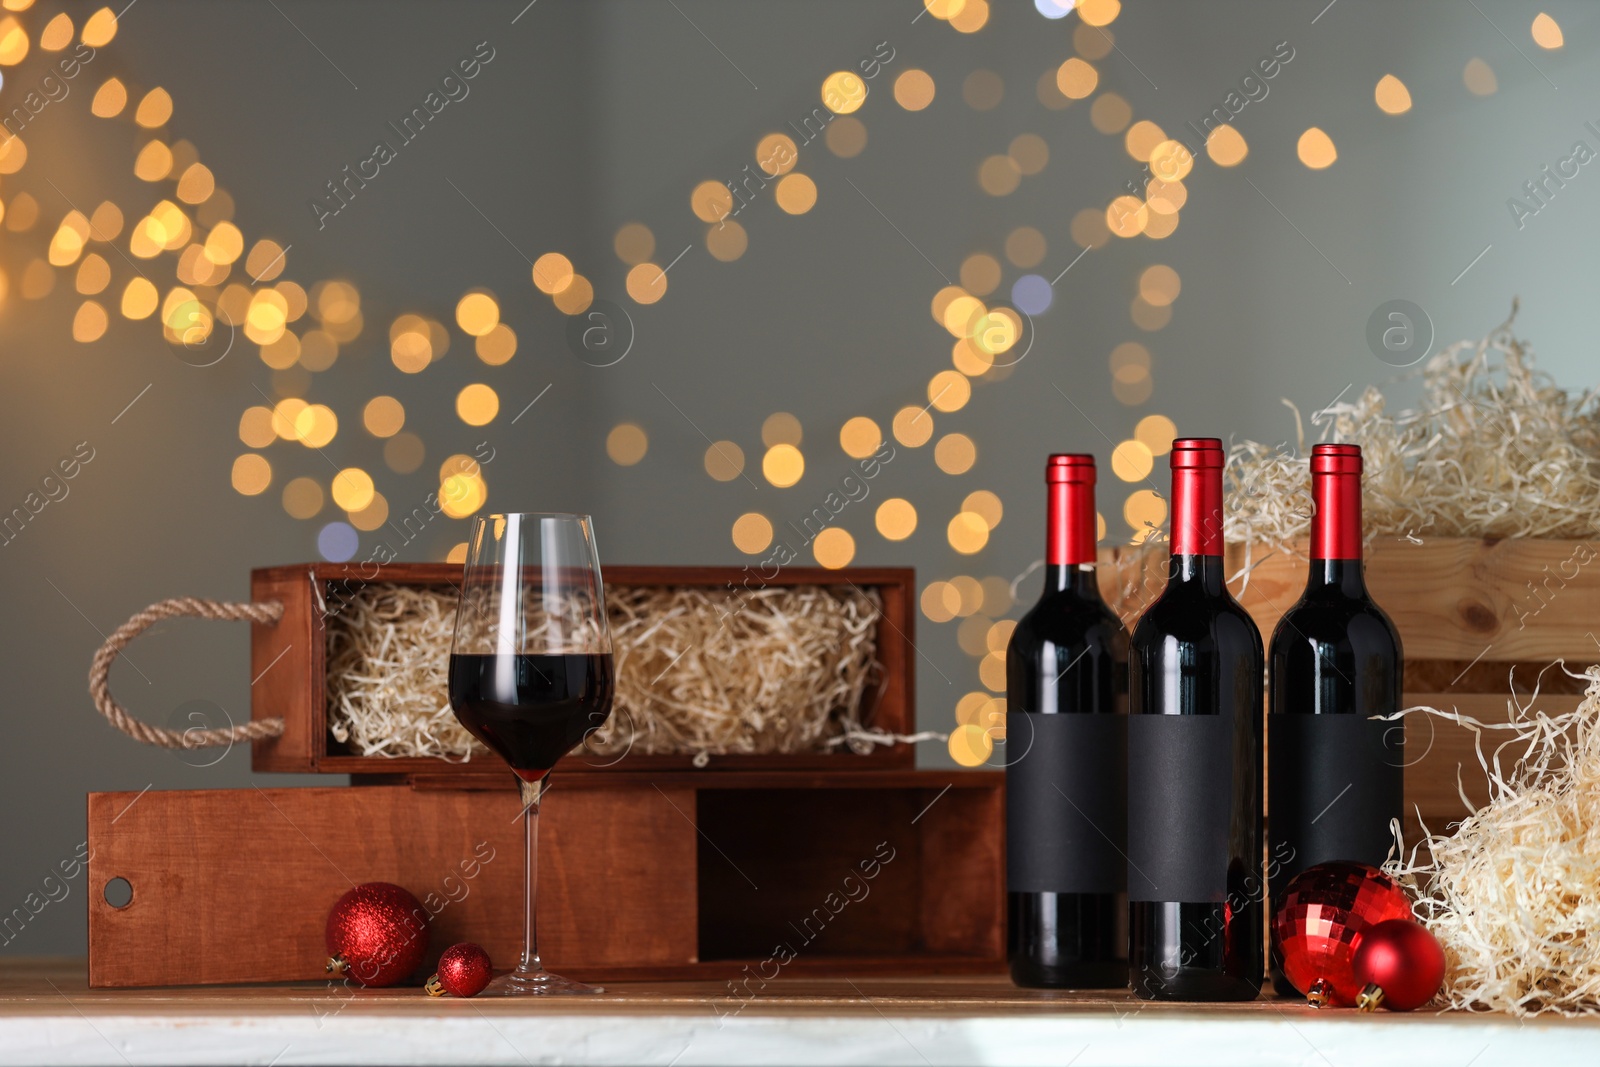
1, 0, 1595, 956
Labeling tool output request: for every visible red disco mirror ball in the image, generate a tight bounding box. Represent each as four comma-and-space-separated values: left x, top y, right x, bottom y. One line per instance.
1272, 861, 1413, 1007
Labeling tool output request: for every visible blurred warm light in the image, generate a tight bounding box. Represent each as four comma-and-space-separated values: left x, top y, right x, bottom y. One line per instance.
1089, 92, 1131, 133
948, 511, 989, 553
1374, 74, 1412, 115
1036, 68, 1071, 110
1145, 178, 1187, 215
1463, 57, 1497, 95
960, 253, 1001, 296
1071, 207, 1111, 249
825, 116, 867, 157
81, 7, 117, 47
1111, 439, 1153, 481
1149, 140, 1194, 182
456, 383, 500, 426
935, 433, 976, 474
89, 202, 123, 240
1075, 22, 1113, 58
1114, 375, 1153, 405
963, 69, 1004, 110
762, 443, 805, 487
732, 512, 773, 554
1078, 0, 1120, 25
1124, 488, 1167, 536
231, 454, 271, 496
204, 221, 244, 264
1009, 133, 1049, 176
625, 262, 667, 304
963, 490, 1003, 529
475, 323, 516, 365
921, 580, 960, 623
704, 441, 746, 481
455, 291, 499, 336
92, 77, 126, 118
606, 422, 648, 466
74, 254, 109, 296
876, 498, 917, 541
949, 0, 989, 32
1131, 295, 1172, 331
363, 396, 405, 438
1206, 123, 1248, 166
1532, 12, 1563, 49
238, 407, 274, 449
893, 405, 934, 447
931, 284, 968, 325
390, 314, 432, 373
986, 617, 1016, 653
821, 70, 867, 114
1125, 120, 1165, 162
294, 404, 338, 448
0, 15, 28, 64
613, 222, 655, 265
894, 69, 936, 110
942, 294, 986, 337
1006, 226, 1046, 268
1139, 265, 1181, 306
176, 163, 216, 204
979, 651, 1006, 691
952, 337, 993, 376
922, 0, 967, 18
1135, 414, 1177, 455
259, 333, 300, 370
72, 300, 108, 342
39, 12, 71, 49
1297, 127, 1337, 169
532, 251, 575, 293
445, 542, 468, 564
812, 527, 855, 568
439, 471, 487, 519
756, 133, 798, 176
245, 239, 287, 282
1111, 341, 1150, 377
706, 219, 748, 261
350, 493, 389, 532
0, 134, 26, 174
331, 468, 375, 512
839, 416, 882, 459
928, 369, 972, 412
552, 274, 594, 314
690, 182, 733, 224
299, 330, 338, 371
135, 88, 173, 128
1106, 195, 1148, 238
20, 259, 53, 299
120, 277, 157, 319
762, 412, 803, 447
384, 433, 424, 474
774, 173, 817, 214
1056, 57, 1098, 99
280, 477, 322, 519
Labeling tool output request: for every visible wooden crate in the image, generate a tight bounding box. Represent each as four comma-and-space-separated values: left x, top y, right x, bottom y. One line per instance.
1098, 537, 1599, 839
248, 563, 916, 777
86, 770, 1003, 988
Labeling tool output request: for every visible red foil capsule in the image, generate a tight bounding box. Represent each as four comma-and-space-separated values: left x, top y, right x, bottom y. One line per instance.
1169, 438, 1225, 557
1046, 454, 1097, 566
1310, 444, 1363, 561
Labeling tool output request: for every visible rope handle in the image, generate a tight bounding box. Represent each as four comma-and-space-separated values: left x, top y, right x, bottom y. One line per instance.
89, 597, 286, 748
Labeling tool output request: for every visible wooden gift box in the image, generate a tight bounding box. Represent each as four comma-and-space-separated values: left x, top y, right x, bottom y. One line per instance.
1099, 536, 1600, 839
248, 563, 916, 776
86, 770, 1003, 988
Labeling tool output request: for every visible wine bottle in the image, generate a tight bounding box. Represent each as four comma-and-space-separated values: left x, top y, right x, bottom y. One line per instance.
1267, 443, 1404, 994
1128, 437, 1264, 1001
1005, 454, 1129, 989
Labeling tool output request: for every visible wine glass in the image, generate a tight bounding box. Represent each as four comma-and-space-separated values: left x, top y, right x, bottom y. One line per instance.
449, 513, 615, 996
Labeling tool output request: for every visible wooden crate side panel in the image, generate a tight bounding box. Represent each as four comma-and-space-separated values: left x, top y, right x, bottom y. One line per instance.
87, 785, 697, 988
249, 567, 317, 773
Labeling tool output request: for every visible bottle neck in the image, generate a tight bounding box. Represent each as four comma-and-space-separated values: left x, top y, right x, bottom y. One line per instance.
1170, 464, 1223, 557
1168, 553, 1227, 595
1308, 469, 1364, 594
1042, 563, 1104, 598
1046, 477, 1097, 568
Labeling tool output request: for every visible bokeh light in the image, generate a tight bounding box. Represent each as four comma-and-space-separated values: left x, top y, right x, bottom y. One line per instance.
231, 453, 271, 496
363, 396, 405, 437
893, 405, 934, 447
762, 443, 805, 487
732, 512, 773, 554
839, 416, 882, 459
704, 441, 746, 481
935, 433, 977, 475
1374, 74, 1412, 114
762, 412, 803, 447
875, 498, 917, 541
1297, 127, 1337, 169
606, 422, 648, 465
812, 527, 855, 568
894, 69, 936, 110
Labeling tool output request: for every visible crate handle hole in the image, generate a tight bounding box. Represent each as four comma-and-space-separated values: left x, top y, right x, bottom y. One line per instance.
103, 877, 133, 909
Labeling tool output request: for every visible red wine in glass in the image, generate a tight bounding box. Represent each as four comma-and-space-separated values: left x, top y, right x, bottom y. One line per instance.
449, 652, 615, 780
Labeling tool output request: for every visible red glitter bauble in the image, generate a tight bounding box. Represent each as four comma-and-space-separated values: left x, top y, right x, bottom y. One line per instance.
324, 882, 430, 988
427, 942, 494, 998
1353, 918, 1446, 1011
1271, 861, 1412, 1007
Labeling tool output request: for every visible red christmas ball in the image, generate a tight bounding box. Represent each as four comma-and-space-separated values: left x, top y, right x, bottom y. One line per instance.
426, 942, 494, 998
1272, 861, 1412, 1007
1353, 918, 1446, 1011
324, 882, 429, 988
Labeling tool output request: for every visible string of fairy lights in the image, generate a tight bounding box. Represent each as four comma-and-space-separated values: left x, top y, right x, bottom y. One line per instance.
0, 0, 1566, 764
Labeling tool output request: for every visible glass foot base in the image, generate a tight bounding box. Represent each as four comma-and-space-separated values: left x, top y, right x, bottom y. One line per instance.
480, 969, 605, 997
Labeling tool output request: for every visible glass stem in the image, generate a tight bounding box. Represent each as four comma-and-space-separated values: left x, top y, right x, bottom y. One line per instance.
517, 776, 544, 976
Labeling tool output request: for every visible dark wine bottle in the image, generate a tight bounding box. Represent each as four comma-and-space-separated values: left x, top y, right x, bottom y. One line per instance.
1005, 454, 1129, 989
1267, 443, 1404, 994
1128, 437, 1264, 1001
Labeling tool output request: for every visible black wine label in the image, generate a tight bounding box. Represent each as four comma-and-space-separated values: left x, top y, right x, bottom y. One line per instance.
1268, 714, 1403, 879
1005, 712, 1127, 894
1126, 713, 1233, 903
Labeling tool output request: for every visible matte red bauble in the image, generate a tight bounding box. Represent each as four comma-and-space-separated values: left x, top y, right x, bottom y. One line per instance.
1353, 918, 1446, 1011
426, 942, 494, 998
1272, 861, 1413, 1007
324, 882, 430, 988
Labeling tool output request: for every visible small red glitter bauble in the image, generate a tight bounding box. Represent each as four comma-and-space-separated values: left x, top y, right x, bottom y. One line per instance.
428, 942, 494, 998
324, 882, 429, 988
1272, 861, 1412, 1007
1353, 918, 1446, 1011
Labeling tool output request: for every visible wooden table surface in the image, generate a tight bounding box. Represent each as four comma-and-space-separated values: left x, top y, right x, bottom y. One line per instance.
4, 959, 1597, 1065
